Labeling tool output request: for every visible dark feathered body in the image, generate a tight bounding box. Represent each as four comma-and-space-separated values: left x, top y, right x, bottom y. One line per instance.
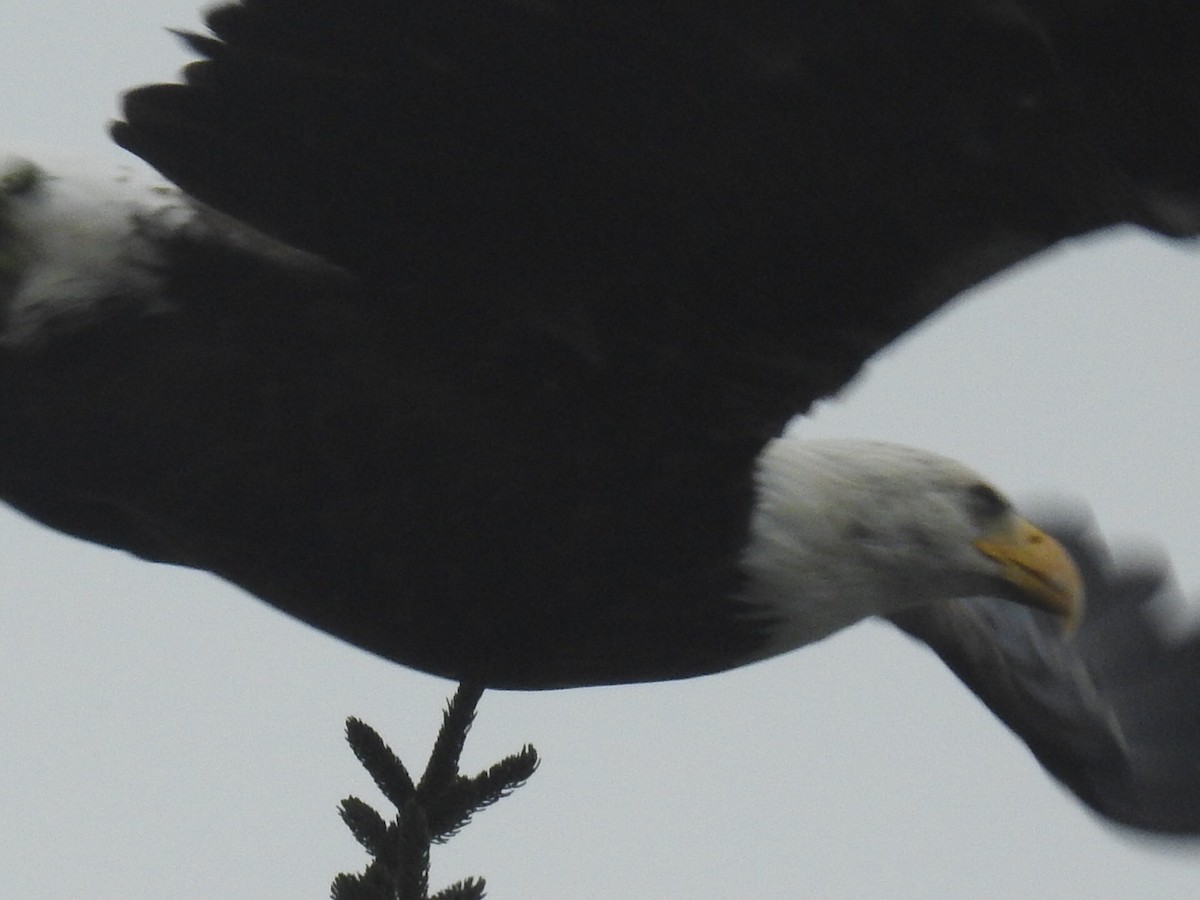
0, 205, 777, 685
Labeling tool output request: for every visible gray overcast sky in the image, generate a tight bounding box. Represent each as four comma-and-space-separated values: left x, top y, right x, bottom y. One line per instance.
3, 3, 1200, 898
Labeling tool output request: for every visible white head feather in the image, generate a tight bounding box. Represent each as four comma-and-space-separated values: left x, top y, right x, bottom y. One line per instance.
740, 438, 1034, 656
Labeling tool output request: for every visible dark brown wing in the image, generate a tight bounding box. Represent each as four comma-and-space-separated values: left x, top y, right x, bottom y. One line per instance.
889, 512, 1200, 835
112, 0, 1200, 372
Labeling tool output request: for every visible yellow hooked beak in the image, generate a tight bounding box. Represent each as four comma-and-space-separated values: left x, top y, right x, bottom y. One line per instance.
973, 517, 1084, 632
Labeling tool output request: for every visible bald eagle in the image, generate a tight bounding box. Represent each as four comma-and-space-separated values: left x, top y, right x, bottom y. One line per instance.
1, 0, 1199, 838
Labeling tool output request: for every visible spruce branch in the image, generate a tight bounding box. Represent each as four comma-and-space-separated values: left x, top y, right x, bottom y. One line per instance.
339, 796, 390, 856
396, 799, 431, 900
430, 877, 487, 900
346, 717, 417, 809
428, 744, 540, 841
333, 683, 538, 898
418, 682, 484, 796
331, 864, 394, 900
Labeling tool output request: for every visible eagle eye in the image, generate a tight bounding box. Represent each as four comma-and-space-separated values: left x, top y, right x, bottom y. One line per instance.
966, 482, 1009, 519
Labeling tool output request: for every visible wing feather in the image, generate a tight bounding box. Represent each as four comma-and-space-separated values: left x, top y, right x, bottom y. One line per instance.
889, 514, 1200, 834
